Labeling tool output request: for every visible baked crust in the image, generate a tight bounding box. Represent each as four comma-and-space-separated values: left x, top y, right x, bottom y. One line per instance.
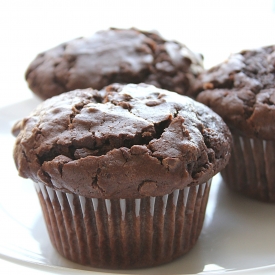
13, 84, 231, 198
196, 46, 275, 139
26, 28, 203, 99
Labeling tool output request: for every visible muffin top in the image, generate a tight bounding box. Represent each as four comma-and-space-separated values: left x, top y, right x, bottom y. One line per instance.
196, 45, 275, 139
25, 28, 203, 100
13, 84, 231, 199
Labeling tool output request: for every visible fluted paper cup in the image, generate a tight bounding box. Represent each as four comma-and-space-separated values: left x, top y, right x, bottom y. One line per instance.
221, 134, 275, 203
34, 179, 212, 269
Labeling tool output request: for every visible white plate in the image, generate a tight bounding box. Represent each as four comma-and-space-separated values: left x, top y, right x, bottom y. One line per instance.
0, 98, 275, 275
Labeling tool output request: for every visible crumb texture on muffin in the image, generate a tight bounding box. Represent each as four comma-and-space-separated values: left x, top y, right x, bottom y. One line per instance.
196, 46, 275, 139
25, 28, 203, 99
13, 84, 231, 198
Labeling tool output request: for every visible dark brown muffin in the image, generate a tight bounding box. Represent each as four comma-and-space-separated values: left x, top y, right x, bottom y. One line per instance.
196, 46, 275, 202
25, 28, 203, 100
13, 83, 231, 268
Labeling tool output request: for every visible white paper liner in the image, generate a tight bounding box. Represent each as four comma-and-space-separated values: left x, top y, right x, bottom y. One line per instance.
34, 179, 212, 269
221, 135, 275, 202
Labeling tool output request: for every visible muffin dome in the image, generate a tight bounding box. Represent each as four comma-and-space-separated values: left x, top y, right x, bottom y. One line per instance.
13, 83, 231, 199
196, 46, 275, 139
25, 28, 203, 99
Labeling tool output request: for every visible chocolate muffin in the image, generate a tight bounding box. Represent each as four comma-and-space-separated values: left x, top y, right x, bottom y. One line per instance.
13, 83, 231, 268
196, 46, 275, 202
25, 28, 203, 100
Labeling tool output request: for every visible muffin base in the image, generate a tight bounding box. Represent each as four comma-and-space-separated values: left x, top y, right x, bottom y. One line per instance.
35, 180, 212, 269
221, 135, 275, 203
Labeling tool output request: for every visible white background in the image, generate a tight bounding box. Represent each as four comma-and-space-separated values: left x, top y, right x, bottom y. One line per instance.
0, 1, 275, 274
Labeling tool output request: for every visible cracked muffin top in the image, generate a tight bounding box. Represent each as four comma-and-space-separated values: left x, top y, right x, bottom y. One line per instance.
13, 83, 231, 199
195, 46, 275, 139
25, 28, 203, 100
